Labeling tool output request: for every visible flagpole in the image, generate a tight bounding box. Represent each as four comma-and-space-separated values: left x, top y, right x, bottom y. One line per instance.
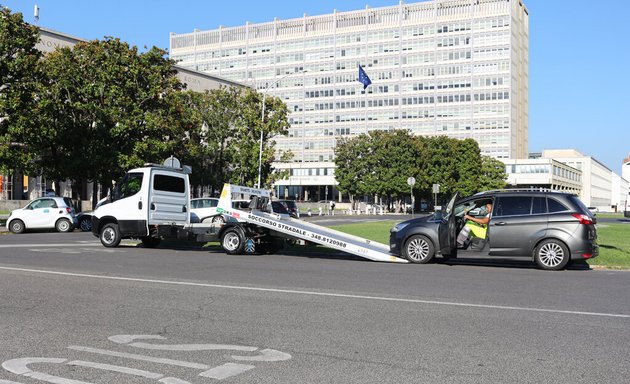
364, 86, 368, 134
358, 65, 371, 134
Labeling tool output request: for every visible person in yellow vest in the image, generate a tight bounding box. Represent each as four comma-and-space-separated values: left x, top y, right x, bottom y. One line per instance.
463, 202, 492, 240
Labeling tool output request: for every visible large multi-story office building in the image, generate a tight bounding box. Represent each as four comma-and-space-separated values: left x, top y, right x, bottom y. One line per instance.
170, 0, 529, 201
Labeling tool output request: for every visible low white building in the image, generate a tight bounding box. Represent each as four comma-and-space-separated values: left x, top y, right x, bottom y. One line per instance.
621, 155, 630, 214
502, 158, 581, 196
623, 154, 630, 186
541, 149, 626, 211
611, 173, 629, 213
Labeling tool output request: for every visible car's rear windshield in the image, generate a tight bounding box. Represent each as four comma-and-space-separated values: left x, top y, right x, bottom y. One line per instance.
567, 195, 591, 215
62, 197, 73, 208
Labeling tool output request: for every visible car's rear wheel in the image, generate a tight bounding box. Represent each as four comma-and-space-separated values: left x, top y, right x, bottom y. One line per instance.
9, 219, 25, 234
211, 215, 226, 225
403, 235, 435, 264
100, 223, 121, 248
535, 239, 570, 270
55, 218, 72, 233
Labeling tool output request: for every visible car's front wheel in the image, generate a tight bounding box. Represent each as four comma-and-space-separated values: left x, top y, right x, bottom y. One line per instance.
9, 219, 25, 234
55, 218, 72, 233
79, 217, 92, 232
535, 239, 570, 270
403, 235, 435, 264
100, 223, 121, 248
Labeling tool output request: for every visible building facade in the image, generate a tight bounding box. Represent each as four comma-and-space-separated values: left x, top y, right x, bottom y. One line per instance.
623, 154, 630, 185
611, 172, 629, 213
170, 0, 529, 201
541, 149, 622, 210
503, 158, 582, 196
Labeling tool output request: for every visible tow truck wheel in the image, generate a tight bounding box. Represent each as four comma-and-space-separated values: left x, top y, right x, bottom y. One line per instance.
403, 235, 435, 264
140, 237, 161, 248
100, 223, 121, 248
221, 229, 245, 255
261, 237, 284, 254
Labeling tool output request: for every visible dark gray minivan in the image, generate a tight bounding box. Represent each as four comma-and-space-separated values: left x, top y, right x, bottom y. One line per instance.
389, 190, 598, 270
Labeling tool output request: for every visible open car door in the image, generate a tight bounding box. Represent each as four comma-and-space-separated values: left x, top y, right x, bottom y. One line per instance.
438, 192, 459, 258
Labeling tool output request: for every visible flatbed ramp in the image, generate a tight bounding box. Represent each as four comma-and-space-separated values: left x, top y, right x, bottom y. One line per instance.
218, 184, 408, 263
231, 210, 408, 263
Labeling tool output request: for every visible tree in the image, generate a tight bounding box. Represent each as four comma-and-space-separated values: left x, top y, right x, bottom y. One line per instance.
478, 155, 507, 191
334, 134, 370, 201
230, 88, 289, 188
336, 133, 505, 208
335, 130, 427, 211
423, 135, 459, 202
30, 38, 182, 203
0, 6, 42, 173
160, 86, 291, 195
368, 130, 427, 211
453, 138, 482, 196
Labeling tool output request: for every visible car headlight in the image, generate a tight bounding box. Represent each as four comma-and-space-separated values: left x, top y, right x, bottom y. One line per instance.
391, 222, 409, 233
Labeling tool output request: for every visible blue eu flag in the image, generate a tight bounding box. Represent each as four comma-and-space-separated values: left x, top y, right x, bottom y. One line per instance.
358, 65, 372, 89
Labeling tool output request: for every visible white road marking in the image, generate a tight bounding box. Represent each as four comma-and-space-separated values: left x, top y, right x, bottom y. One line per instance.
159, 378, 192, 384
199, 363, 256, 380
2, 357, 89, 384
231, 349, 292, 362
68, 360, 163, 380
0, 380, 24, 384
29, 248, 121, 254
0, 266, 628, 319
2, 357, 65, 375
108, 335, 256, 352
108, 334, 164, 344
0, 243, 101, 248
67, 346, 210, 370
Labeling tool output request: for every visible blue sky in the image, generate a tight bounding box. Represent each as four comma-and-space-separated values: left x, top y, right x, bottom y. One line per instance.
3, 0, 629, 173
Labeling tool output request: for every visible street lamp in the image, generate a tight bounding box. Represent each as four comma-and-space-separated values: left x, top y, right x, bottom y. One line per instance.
257, 69, 305, 189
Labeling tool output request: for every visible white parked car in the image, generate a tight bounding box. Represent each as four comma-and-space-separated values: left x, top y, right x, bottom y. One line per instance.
6, 196, 77, 233
190, 197, 223, 224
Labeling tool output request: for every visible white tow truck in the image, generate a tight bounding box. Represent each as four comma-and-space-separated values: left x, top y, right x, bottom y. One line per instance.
91, 162, 407, 263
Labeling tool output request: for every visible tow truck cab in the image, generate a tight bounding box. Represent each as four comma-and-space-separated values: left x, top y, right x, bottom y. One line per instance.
91, 164, 191, 247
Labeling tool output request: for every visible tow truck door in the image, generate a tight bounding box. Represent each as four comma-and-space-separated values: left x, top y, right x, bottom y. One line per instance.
438, 192, 459, 257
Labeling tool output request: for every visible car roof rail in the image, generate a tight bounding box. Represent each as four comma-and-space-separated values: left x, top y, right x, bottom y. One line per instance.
474, 188, 567, 195
142, 163, 193, 174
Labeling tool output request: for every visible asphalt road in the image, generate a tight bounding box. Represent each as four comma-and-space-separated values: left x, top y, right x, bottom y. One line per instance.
0, 231, 628, 383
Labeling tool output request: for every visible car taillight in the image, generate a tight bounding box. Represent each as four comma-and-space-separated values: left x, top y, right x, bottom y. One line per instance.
65, 207, 72, 214
572, 213, 594, 225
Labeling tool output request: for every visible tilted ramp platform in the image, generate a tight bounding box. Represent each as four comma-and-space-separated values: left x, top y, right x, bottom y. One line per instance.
237, 209, 407, 264
217, 184, 408, 264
